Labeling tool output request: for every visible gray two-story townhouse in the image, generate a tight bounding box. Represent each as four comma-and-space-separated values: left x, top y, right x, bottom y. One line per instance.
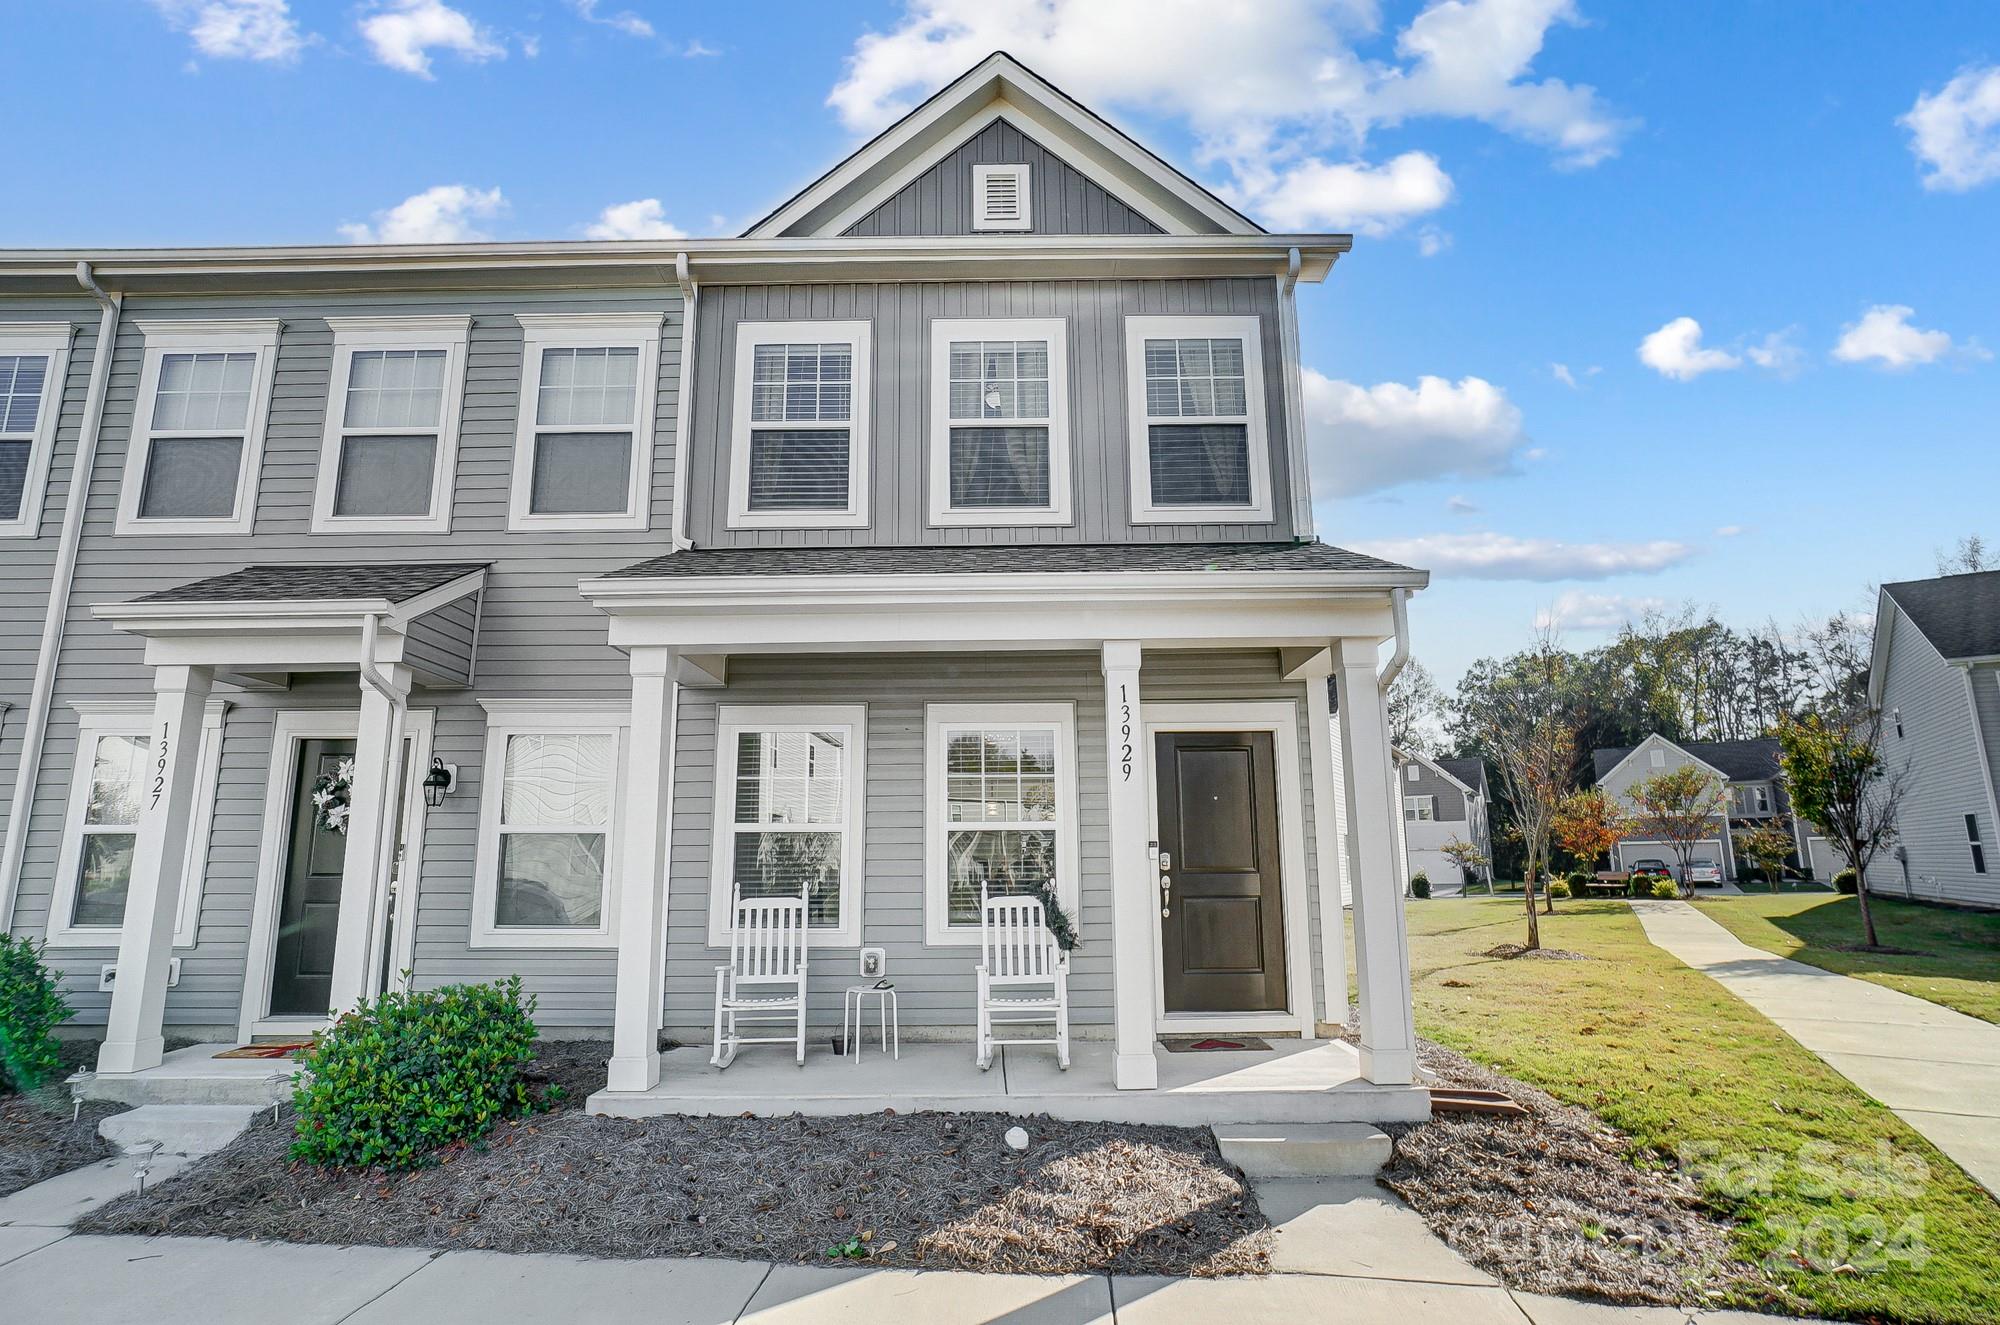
0, 53, 1431, 1123
1867, 570, 2000, 909
1594, 733, 1821, 883
1392, 748, 1492, 892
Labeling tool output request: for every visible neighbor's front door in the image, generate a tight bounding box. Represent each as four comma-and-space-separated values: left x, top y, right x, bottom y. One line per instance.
1155, 730, 1288, 1014
270, 738, 355, 1019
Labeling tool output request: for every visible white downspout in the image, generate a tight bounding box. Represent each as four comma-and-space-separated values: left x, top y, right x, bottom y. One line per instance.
668, 252, 699, 552
0, 262, 121, 927
1276, 247, 1315, 539
357, 611, 408, 997
1377, 587, 1411, 690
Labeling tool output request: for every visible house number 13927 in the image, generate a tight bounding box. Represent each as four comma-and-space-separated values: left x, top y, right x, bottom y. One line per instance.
150, 731, 171, 809
1118, 684, 1133, 781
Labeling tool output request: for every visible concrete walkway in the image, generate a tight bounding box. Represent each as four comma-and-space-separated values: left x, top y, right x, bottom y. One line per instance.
0, 1152, 1815, 1324
1631, 899, 2000, 1195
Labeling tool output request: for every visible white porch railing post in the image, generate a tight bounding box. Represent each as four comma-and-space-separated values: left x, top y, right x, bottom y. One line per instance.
1300, 650, 1349, 1031
1101, 640, 1157, 1090
1335, 636, 1416, 1085
608, 647, 677, 1092
328, 663, 412, 1018
97, 664, 214, 1075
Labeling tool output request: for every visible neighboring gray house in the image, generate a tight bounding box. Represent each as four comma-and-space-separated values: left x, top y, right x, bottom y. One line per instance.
0, 53, 1432, 1118
1392, 747, 1491, 891
1867, 571, 2000, 909
1593, 734, 1815, 882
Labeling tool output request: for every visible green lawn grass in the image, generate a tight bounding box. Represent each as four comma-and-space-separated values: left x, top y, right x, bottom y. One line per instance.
1369, 897, 2000, 1324
1701, 893, 2000, 1024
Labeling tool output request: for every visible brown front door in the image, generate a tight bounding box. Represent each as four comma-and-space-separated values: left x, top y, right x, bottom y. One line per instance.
269, 739, 353, 1018
1156, 730, 1288, 1013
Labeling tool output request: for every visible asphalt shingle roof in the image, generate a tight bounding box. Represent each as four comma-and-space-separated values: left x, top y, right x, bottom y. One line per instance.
603, 541, 1416, 580
133, 563, 488, 606
1591, 737, 1781, 785
1437, 757, 1489, 797
1882, 570, 2000, 661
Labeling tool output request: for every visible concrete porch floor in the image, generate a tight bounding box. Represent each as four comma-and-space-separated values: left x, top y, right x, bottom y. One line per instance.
587, 1037, 1430, 1125
72, 1043, 297, 1108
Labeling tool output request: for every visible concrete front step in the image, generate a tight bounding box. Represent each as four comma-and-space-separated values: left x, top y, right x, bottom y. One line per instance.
99, 1105, 261, 1157
1215, 1123, 1393, 1177
74, 1043, 296, 1107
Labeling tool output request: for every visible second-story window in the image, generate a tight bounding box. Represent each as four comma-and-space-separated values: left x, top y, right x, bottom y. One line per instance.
1123, 314, 1272, 524
313, 316, 470, 534
508, 311, 663, 532
117, 320, 279, 536
728, 320, 872, 529
928, 317, 1071, 526
0, 323, 71, 538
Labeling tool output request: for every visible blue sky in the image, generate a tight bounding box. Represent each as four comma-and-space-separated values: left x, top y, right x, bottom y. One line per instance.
6, 2, 1997, 687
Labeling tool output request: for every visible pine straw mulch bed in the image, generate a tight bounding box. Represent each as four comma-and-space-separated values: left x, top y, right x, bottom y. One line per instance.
78, 1040, 1272, 1276
1378, 1036, 1792, 1312
0, 1089, 127, 1199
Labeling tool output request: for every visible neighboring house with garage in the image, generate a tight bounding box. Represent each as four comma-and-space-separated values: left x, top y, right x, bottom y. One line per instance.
0, 52, 1433, 1122
1392, 747, 1491, 892
1593, 733, 1819, 882
1866, 570, 2000, 909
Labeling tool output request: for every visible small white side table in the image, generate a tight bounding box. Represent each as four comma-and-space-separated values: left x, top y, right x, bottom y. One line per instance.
842, 983, 899, 1065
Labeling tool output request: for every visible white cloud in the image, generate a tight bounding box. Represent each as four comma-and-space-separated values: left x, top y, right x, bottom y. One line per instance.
1745, 327, 1805, 378
1901, 64, 2000, 192
1637, 316, 1741, 381
584, 198, 685, 240
1416, 225, 1451, 256
1304, 370, 1525, 497
359, 0, 503, 78
150, 0, 305, 61
1447, 495, 1480, 515
1534, 590, 1666, 631
826, 0, 1631, 231
1550, 361, 1599, 388
569, 0, 654, 38
338, 185, 507, 244
1830, 303, 1985, 370
1355, 531, 1696, 580
683, 39, 720, 57
1715, 524, 1743, 537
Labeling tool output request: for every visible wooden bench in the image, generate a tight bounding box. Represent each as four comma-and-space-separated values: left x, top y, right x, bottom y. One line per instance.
1579, 872, 1633, 898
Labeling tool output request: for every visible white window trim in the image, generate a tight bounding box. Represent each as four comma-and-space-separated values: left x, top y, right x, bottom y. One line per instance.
922, 701, 1080, 948
1123, 314, 1273, 524
46, 700, 227, 949
470, 700, 631, 949
972, 163, 1032, 232
727, 320, 872, 530
507, 311, 662, 533
1403, 795, 1436, 822
0, 322, 73, 539
708, 703, 868, 949
311, 315, 471, 535
116, 319, 280, 536
926, 317, 1072, 527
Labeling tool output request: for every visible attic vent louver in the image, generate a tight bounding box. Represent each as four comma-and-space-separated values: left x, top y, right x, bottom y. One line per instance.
973, 163, 1031, 231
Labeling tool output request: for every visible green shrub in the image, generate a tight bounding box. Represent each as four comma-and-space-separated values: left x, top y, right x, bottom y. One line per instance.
1833, 867, 1859, 894
0, 935, 70, 1095
291, 977, 551, 1170
1650, 878, 1681, 899
1410, 871, 1431, 899
1547, 878, 1571, 899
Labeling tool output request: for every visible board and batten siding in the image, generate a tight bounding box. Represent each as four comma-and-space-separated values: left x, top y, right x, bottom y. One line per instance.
842, 118, 1165, 238
12, 289, 682, 1030
683, 276, 1299, 548
660, 647, 1333, 1037
1877, 611, 1997, 908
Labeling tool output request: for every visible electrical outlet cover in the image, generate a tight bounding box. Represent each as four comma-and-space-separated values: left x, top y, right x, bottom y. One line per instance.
860, 947, 886, 977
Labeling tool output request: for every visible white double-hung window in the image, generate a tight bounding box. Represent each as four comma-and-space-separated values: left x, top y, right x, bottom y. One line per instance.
928, 318, 1070, 525
117, 320, 280, 536
1123, 314, 1271, 523
923, 703, 1080, 946
0, 323, 71, 538
1403, 796, 1437, 822
312, 316, 470, 534
472, 702, 630, 948
728, 321, 871, 529
709, 705, 866, 947
508, 312, 662, 532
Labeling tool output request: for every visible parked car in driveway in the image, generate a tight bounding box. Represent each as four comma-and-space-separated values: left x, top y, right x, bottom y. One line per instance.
1629, 858, 1674, 884
1686, 859, 1723, 886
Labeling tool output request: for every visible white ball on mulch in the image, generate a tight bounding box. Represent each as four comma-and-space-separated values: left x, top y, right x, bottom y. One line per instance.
1004, 1126, 1029, 1150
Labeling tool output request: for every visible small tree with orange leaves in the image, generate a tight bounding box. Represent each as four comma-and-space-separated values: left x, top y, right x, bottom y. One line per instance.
1552, 788, 1627, 885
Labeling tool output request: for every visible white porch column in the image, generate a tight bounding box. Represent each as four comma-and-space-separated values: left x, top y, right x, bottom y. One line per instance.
1101, 640, 1158, 1090
98, 664, 214, 1075
1300, 652, 1349, 1031
329, 663, 412, 1017
608, 647, 678, 1092
1335, 636, 1416, 1085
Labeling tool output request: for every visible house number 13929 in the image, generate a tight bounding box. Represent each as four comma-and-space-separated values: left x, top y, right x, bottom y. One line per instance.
1118, 684, 1133, 781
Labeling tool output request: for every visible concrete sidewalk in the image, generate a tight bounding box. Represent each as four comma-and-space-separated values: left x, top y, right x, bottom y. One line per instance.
1631, 899, 2000, 1195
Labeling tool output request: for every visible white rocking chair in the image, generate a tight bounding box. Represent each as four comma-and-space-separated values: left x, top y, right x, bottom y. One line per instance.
974, 888, 1070, 1071
711, 894, 809, 1069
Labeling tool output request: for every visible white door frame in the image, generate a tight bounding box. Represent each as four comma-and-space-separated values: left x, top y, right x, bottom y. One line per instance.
237, 708, 435, 1040
1143, 700, 1316, 1039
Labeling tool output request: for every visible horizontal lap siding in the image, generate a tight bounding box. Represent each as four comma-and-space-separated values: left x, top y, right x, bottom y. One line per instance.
685, 277, 1296, 548
13, 290, 681, 1030
1877, 617, 1996, 908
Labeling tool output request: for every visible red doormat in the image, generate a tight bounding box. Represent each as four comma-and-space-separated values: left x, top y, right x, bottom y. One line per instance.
1158, 1036, 1272, 1053
213, 1041, 316, 1059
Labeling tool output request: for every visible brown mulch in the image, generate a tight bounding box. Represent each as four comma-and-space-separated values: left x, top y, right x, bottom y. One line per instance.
78, 1040, 1271, 1276
1379, 1038, 1791, 1311
1482, 944, 1592, 961
0, 1089, 127, 1199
